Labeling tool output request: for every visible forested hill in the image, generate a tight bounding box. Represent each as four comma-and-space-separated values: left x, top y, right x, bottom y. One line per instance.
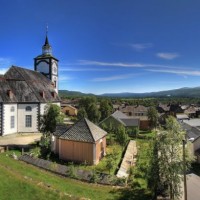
59, 87, 200, 98
59, 90, 95, 97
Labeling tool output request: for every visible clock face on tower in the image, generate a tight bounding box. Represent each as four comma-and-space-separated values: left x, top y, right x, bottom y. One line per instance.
52, 62, 57, 75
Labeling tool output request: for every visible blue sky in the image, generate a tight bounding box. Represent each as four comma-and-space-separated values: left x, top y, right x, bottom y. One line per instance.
1, 0, 200, 94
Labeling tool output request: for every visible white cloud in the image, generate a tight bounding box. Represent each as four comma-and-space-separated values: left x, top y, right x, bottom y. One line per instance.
78, 60, 186, 70
91, 74, 135, 82
59, 67, 112, 72
129, 43, 153, 51
59, 75, 73, 81
156, 52, 180, 60
0, 57, 13, 67
79, 60, 151, 68
147, 69, 200, 76
0, 68, 8, 74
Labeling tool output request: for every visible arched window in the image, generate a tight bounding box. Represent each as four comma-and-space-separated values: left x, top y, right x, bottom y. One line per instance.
25, 106, 32, 111
10, 106, 15, 112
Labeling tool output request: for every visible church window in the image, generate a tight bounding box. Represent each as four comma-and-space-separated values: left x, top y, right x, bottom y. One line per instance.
26, 106, 32, 111
10, 116, 15, 129
54, 81, 57, 88
10, 106, 15, 112
25, 115, 32, 127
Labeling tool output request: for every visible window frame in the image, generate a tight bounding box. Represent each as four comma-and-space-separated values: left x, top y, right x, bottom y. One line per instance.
25, 115, 32, 127
10, 116, 15, 129
25, 106, 32, 111
10, 106, 15, 112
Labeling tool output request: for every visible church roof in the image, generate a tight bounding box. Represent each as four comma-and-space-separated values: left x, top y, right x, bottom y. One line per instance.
0, 66, 60, 103
59, 118, 107, 143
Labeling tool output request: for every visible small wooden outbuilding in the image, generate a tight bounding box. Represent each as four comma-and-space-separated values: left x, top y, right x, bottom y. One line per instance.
51, 118, 107, 165
61, 104, 77, 116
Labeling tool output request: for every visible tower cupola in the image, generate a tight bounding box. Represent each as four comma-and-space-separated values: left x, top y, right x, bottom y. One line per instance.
34, 28, 59, 93
42, 35, 52, 55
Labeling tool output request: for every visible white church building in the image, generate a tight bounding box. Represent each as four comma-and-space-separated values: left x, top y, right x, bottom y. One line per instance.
0, 35, 60, 136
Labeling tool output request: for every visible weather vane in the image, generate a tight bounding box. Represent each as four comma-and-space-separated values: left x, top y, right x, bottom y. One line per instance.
46, 23, 48, 36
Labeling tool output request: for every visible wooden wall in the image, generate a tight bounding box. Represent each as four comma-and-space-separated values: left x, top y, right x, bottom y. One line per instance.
59, 139, 94, 165
95, 136, 106, 164
140, 120, 150, 130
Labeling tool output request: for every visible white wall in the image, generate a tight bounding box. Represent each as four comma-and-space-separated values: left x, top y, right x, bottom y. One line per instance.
40, 102, 60, 115
17, 104, 38, 133
52, 75, 58, 93
40, 103, 47, 115
193, 137, 200, 153
3, 104, 18, 135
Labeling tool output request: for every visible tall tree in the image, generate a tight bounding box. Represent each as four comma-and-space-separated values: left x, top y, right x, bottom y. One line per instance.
40, 104, 64, 158
77, 107, 88, 120
157, 116, 192, 200
146, 138, 160, 199
79, 96, 97, 113
87, 103, 101, 123
40, 104, 64, 133
147, 106, 159, 129
78, 97, 101, 123
116, 125, 128, 146
99, 99, 113, 121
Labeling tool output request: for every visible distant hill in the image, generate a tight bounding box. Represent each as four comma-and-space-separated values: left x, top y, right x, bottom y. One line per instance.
59, 87, 200, 98
101, 87, 200, 98
59, 90, 95, 97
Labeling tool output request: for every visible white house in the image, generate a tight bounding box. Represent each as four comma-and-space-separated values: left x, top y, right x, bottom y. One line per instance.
0, 34, 60, 136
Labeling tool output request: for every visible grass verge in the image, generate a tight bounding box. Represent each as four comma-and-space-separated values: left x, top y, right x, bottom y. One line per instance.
0, 151, 121, 200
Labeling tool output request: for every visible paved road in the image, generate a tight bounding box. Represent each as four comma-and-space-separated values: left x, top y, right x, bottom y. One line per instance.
0, 133, 42, 146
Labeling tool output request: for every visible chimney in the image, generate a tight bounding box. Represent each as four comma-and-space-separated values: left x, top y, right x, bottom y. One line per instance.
7, 90, 13, 99
40, 91, 45, 98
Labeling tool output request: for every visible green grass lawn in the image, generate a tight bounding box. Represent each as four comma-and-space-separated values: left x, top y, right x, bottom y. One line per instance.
76, 143, 123, 175
0, 151, 122, 200
0, 130, 156, 200
125, 131, 157, 200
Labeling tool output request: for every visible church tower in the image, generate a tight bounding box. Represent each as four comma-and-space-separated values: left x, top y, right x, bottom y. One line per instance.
34, 31, 59, 93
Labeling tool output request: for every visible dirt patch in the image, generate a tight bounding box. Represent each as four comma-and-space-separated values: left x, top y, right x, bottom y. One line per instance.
0, 133, 42, 146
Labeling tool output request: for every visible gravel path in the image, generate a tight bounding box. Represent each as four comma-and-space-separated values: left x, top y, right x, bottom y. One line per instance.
0, 133, 42, 146
116, 140, 137, 178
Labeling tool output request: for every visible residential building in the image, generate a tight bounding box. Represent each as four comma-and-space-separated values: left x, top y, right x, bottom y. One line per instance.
61, 104, 77, 116
181, 119, 200, 163
99, 110, 140, 130
120, 105, 148, 117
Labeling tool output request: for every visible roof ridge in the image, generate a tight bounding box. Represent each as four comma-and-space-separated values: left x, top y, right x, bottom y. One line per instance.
84, 118, 95, 143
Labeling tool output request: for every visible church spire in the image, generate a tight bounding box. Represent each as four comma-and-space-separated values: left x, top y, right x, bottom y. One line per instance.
42, 25, 52, 55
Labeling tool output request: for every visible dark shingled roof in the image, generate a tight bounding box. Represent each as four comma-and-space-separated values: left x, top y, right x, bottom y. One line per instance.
181, 122, 200, 142
59, 118, 107, 143
53, 124, 71, 137
0, 66, 60, 103
111, 110, 128, 119
119, 118, 140, 127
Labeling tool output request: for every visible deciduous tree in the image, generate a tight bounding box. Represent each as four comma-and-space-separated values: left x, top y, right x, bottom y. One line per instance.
99, 99, 113, 121
147, 106, 159, 129
157, 116, 192, 200
77, 107, 88, 120
40, 104, 64, 158
116, 125, 128, 146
